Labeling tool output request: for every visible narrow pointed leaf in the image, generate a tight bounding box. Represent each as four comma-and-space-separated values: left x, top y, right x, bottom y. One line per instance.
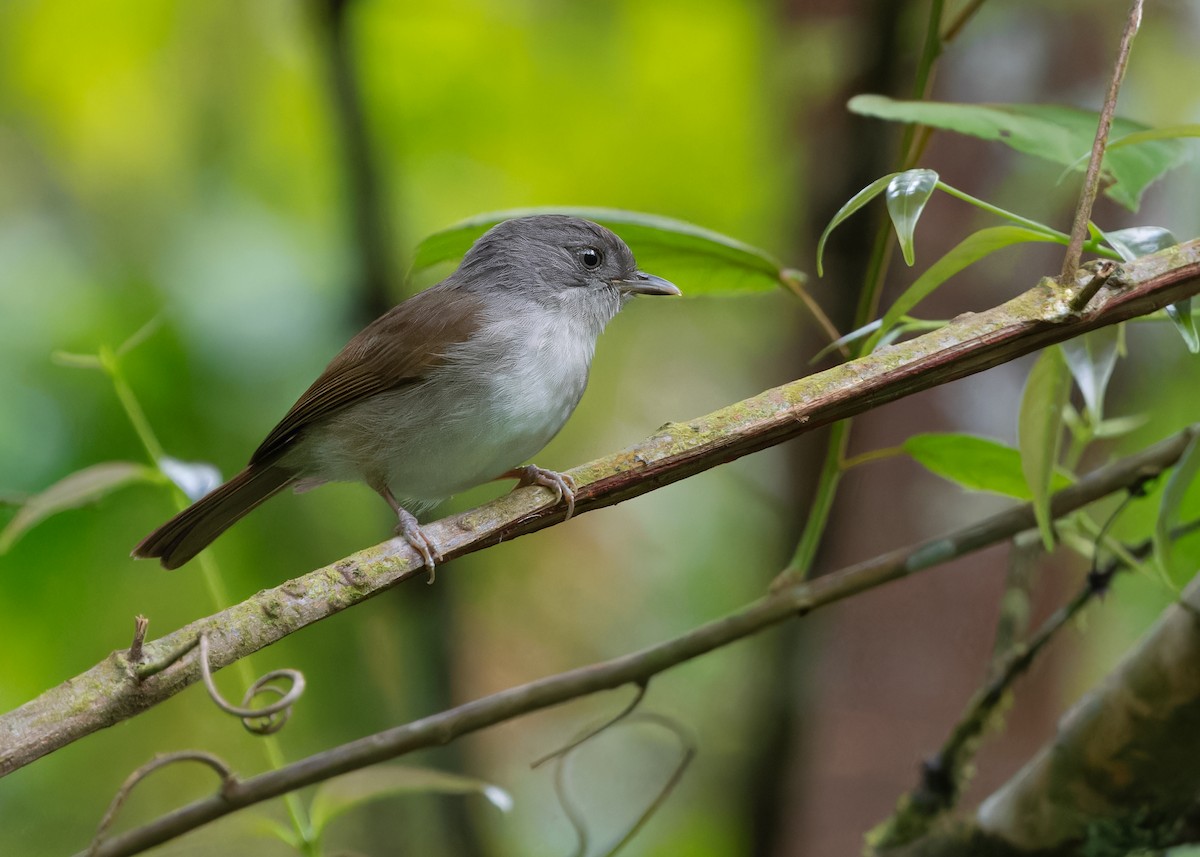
50, 351, 103, 370
1103, 226, 1178, 261
1018, 347, 1071, 550
904, 433, 1072, 500
811, 319, 882, 363
816, 173, 899, 276
251, 818, 304, 848
310, 766, 513, 837
411, 207, 783, 295
885, 169, 939, 266
1091, 414, 1149, 439
0, 462, 160, 552
867, 226, 1057, 350
1107, 125, 1200, 150
848, 96, 1192, 211
1165, 300, 1200, 354
1101, 227, 1195, 351
1062, 327, 1119, 420
1155, 433, 1200, 588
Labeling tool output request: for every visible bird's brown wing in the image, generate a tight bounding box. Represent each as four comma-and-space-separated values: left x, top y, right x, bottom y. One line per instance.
250, 287, 483, 465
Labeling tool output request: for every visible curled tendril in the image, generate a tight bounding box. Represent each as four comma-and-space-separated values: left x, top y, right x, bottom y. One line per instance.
531, 681, 648, 770
88, 751, 238, 856
197, 632, 306, 735
536, 683, 696, 857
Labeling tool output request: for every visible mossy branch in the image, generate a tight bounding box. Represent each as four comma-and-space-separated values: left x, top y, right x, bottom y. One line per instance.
2, 240, 1200, 779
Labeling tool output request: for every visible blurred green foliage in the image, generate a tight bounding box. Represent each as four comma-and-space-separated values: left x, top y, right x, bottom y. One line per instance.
0, 1, 795, 854
3, 1, 1200, 855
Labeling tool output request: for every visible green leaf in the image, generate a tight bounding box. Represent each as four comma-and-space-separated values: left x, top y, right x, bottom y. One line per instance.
1155, 432, 1200, 589
885, 169, 939, 267
1107, 124, 1200, 151
816, 173, 899, 276
0, 462, 161, 552
50, 351, 103, 370
1018, 347, 1071, 550
867, 226, 1058, 350
904, 433, 1072, 501
1091, 413, 1149, 439
252, 818, 304, 849
848, 96, 1192, 211
1101, 227, 1195, 352
811, 319, 882, 363
1061, 327, 1119, 420
1165, 299, 1200, 354
1102, 225, 1178, 261
310, 766, 512, 838
411, 207, 784, 295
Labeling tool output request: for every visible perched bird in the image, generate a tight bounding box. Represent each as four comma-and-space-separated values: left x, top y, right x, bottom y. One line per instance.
133, 215, 680, 575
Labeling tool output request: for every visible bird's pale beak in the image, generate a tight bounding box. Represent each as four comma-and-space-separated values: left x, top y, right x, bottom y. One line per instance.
616, 271, 682, 297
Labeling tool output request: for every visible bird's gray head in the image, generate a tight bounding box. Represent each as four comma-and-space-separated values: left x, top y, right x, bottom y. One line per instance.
454, 216, 679, 328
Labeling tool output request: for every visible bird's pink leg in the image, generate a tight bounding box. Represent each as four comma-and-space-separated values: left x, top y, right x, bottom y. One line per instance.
373, 484, 441, 584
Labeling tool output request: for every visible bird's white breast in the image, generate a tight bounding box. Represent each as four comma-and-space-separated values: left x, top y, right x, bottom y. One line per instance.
295, 300, 600, 504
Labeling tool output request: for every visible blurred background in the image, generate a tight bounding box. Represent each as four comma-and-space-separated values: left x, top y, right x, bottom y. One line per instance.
2, 0, 1199, 854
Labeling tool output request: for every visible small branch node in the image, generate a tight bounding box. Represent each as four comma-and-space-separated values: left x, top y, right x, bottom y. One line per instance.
134, 633, 200, 683
127, 615, 149, 667
1069, 259, 1121, 312
918, 754, 955, 808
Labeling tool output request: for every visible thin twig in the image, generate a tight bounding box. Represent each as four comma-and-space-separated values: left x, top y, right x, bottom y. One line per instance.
1059, 0, 1144, 284
940, 0, 989, 43
778, 269, 847, 357
127, 616, 149, 667
87, 751, 237, 857
1069, 259, 1122, 312
77, 428, 1196, 857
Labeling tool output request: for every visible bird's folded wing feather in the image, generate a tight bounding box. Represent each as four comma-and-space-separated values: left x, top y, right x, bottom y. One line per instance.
250, 286, 483, 464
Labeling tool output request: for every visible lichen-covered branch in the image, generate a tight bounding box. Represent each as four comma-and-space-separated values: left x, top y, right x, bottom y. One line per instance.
81, 429, 1197, 857
2, 242, 1199, 778
973, 571, 1200, 852
875, 563, 1200, 857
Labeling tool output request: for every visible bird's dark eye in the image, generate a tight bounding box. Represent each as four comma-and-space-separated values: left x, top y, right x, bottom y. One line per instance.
580, 247, 602, 270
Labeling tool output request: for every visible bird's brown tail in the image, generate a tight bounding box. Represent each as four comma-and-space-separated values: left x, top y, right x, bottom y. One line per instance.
133, 464, 294, 569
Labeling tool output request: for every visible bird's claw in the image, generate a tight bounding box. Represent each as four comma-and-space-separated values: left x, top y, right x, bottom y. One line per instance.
513, 465, 577, 520
394, 509, 442, 584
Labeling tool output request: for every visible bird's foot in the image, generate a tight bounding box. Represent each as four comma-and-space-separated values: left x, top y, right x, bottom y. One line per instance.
506, 465, 577, 520
394, 507, 442, 584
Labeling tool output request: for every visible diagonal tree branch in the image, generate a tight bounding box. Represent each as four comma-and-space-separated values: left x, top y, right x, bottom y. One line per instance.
3, 241, 1200, 778
81, 427, 1197, 857
876, 565, 1200, 857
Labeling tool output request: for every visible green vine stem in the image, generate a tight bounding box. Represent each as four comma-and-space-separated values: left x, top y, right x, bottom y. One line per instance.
99, 345, 316, 852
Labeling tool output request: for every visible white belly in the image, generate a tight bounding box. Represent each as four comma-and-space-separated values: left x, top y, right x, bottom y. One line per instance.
290, 307, 594, 503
